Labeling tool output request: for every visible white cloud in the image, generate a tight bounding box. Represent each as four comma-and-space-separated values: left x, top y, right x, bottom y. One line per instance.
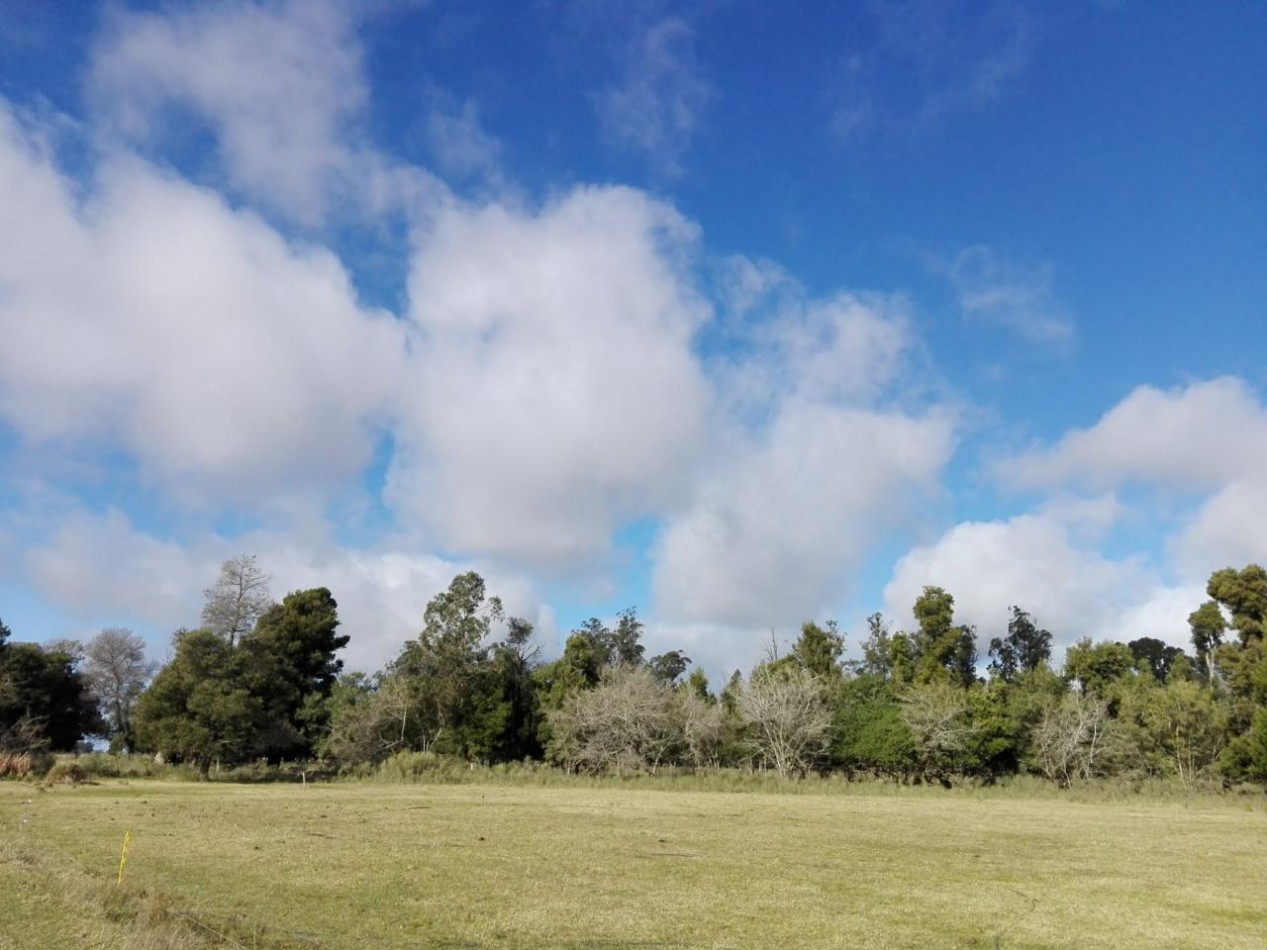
12, 504, 553, 673
88, 0, 445, 225
947, 245, 1073, 344
882, 513, 1176, 654
1171, 479, 1267, 579
594, 16, 712, 174
390, 185, 712, 568
655, 291, 955, 629
656, 403, 954, 628
1000, 377, 1267, 491
0, 102, 404, 507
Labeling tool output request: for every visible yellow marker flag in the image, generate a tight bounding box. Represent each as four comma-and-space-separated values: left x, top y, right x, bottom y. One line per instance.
117, 831, 131, 886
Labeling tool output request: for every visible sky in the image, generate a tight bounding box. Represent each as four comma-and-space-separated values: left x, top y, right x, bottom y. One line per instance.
0, 0, 1265, 682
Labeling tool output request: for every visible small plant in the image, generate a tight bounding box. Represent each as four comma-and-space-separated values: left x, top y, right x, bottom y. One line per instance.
0, 750, 33, 778
44, 760, 90, 786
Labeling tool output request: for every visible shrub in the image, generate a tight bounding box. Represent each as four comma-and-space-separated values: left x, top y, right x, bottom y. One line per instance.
44, 761, 90, 785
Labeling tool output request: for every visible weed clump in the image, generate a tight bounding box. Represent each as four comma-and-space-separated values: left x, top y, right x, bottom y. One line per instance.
44, 761, 90, 786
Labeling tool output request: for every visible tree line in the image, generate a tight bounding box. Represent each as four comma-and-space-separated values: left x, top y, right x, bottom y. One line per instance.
3, 556, 1266, 788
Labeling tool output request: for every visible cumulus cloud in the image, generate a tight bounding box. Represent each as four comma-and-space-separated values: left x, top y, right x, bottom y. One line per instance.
594, 16, 712, 174
0, 102, 404, 507
889, 376, 1267, 660
655, 290, 956, 629
88, 0, 443, 225
1171, 479, 1267, 579
390, 185, 712, 568
12, 503, 553, 672
999, 377, 1267, 492
656, 404, 954, 628
882, 513, 1191, 653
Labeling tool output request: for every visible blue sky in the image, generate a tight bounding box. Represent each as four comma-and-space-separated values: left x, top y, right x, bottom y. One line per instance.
1, 0, 1264, 679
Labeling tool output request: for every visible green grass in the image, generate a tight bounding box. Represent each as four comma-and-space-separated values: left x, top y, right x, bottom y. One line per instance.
2, 778, 1265, 948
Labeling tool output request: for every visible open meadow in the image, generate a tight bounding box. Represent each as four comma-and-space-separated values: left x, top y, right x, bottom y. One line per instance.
2, 777, 1265, 949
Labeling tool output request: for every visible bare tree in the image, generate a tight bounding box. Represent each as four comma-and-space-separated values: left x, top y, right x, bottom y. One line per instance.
547, 666, 682, 774
84, 628, 155, 753
738, 667, 831, 778
1030, 692, 1112, 788
677, 688, 723, 770
201, 554, 273, 645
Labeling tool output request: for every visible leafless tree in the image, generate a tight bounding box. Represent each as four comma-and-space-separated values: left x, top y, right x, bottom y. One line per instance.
547, 666, 684, 774
738, 667, 831, 778
201, 554, 273, 645
84, 627, 155, 753
677, 689, 724, 770
1031, 692, 1112, 788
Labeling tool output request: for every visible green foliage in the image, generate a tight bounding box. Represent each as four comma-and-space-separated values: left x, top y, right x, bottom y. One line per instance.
1188, 599, 1226, 683
648, 649, 691, 684
911, 587, 977, 688
1064, 638, 1136, 698
988, 606, 1052, 683
1127, 636, 1188, 682
791, 620, 845, 680
242, 586, 348, 758
1117, 677, 1226, 784
0, 640, 103, 752
854, 612, 894, 679
831, 676, 916, 778
1206, 564, 1267, 645
134, 630, 266, 777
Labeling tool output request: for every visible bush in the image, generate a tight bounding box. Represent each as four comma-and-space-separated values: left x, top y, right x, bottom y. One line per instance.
73, 753, 167, 780
44, 760, 90, 785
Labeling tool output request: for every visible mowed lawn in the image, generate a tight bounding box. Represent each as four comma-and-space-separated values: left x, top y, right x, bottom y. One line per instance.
2, 779, 1265, 949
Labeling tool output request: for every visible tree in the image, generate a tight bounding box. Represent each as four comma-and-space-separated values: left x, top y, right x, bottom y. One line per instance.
1029, 692, 1113, 787
648, 650, 691, 685
899, 681, 977, 784
1188, 600, 1226, 685
391, 572, 505, 755
610, 608, 646, 667
83, 627, 155, 753
911, 587, 977, 688
1122, 678, 1225, 785
832, 675, 916, 779
202, 554, 273, 646
792, 621, 845, 681
1127, 637, 1187, 683
0, 640, 103, 752
1206, 564, 1267, 645
322, 673, 417, 766
856, 612, 894, 680
546, 666, 682, 774
737, 667, 832, 778
1063, 638, 1135, 697
242, 587, 348, 759
988, 606, 1052, 683
134, 630, 265, 777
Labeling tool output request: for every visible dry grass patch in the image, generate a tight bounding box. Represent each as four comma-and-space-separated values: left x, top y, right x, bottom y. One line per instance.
2, 779, 1265, 948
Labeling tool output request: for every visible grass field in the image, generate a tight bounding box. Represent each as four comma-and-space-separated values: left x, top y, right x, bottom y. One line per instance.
2, 778, 1265, 949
